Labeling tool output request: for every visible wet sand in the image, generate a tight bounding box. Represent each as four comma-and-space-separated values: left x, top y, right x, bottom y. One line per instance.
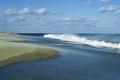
0, 33, 58, 68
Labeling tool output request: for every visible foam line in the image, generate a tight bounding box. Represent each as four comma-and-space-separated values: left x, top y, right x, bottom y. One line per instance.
43, 34, 120, 49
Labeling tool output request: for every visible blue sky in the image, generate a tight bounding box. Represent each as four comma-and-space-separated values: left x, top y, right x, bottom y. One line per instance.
0, 0, 120, 33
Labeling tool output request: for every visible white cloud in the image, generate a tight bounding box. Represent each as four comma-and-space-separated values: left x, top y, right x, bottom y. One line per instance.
18, 7, 32, 15
60, 17, 98, 27
10, 16, 25, 22
64, 17, 74, 21
63, 17, 97, 22
98, 5, 119, 13
34, 8, 47, 15
5, 8, 16, 15
85, 0, 111, 4
99, 0, 111, 2
4, 7, 48, 16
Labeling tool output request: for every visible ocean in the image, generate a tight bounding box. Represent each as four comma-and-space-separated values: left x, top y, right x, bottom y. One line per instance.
0, 33, 120, 80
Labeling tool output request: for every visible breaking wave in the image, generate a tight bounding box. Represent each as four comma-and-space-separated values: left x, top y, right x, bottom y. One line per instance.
43, 34, 120, 49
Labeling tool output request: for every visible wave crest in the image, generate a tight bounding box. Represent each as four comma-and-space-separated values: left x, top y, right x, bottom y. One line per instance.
43, 34, 120, 49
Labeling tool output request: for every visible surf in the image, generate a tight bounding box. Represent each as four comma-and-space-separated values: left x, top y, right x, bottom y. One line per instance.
43, 34, 120, 49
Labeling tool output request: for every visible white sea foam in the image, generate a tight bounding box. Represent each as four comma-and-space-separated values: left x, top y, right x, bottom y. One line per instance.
43, 34, 120, 49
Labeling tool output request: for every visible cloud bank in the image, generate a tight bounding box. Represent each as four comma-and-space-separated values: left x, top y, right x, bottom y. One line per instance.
4, 7, 48, 15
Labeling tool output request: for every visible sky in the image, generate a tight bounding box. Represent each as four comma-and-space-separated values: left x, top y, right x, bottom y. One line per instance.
0, 0, 120, 33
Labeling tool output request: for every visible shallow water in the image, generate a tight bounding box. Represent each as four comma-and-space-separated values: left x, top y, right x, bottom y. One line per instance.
0, 34, 120, 80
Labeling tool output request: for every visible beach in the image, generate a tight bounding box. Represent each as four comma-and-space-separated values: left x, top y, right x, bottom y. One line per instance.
0, 33, 58, 68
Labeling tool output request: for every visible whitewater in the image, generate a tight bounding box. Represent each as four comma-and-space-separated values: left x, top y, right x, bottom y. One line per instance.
43, 34, 120, 49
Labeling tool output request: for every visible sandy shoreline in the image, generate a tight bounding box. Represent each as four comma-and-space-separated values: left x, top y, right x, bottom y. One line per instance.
0, 33, 58, 68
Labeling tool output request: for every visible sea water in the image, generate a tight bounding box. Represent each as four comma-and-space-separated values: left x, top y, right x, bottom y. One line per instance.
0, 34, 120, 80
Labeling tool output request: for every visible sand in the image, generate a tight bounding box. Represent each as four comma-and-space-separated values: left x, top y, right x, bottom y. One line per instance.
0, 33, 58, 68
0, 33, 24, 41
